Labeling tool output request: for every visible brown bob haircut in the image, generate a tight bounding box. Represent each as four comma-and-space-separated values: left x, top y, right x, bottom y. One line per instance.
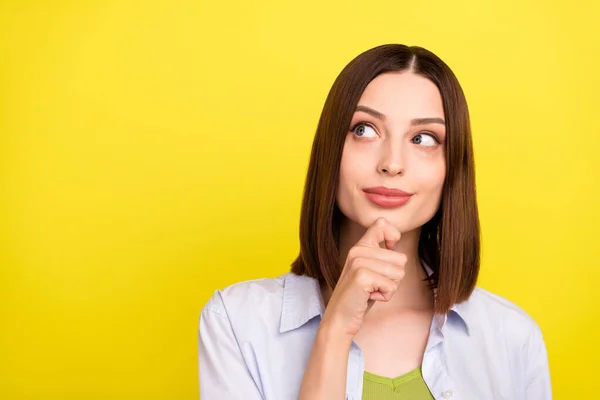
291, 44, 480, 315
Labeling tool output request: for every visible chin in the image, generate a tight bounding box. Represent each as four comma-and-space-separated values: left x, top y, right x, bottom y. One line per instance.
351, 209, 421, 234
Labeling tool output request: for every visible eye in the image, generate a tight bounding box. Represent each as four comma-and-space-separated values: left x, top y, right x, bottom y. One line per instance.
411, 132, 439, 147
352, 123, 378, 138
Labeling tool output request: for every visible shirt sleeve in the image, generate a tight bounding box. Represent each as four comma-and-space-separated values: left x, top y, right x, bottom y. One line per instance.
198, 291, 264, 400
524, 323, 552, 399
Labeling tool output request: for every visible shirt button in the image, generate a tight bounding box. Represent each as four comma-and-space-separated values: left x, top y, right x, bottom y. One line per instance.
442, 390, 454, 398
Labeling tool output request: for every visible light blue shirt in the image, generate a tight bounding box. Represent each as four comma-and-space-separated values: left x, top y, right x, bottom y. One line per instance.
198, 272, 552, 399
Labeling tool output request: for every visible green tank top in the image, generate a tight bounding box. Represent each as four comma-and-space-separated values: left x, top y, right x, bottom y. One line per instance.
362, 366, 434, 399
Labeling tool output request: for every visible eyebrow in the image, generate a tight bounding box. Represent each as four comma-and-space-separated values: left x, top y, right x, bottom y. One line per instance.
411, 117, 446, 126
355, 105, 446, 126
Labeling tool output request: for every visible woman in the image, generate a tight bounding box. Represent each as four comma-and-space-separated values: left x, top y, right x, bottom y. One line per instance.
198, 44, 551, 399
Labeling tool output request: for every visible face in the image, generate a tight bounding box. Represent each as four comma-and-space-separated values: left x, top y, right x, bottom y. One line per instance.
336, 71, 447, 234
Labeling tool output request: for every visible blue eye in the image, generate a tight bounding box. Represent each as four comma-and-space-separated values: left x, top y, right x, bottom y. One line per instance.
412, 133, 438, 147
352, 123, 377, 138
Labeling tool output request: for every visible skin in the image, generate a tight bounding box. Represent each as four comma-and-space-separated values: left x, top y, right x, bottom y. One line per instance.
298, 71, 447, 399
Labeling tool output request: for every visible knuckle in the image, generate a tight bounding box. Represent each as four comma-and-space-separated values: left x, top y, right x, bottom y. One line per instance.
351, 256, 365, 268
375, 217, 387, 227
397, 253, 408, 265
383, 264, 395, 277
347, 246, 360, 260
354, 267, 370, 283
384, 284, 398, 299
387, 284, 398, 295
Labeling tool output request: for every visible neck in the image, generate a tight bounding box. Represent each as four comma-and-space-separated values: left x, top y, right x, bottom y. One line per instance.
326, 217, 434, 312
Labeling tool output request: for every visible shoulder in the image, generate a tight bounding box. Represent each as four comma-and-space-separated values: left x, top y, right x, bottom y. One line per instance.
202, 273, 287, 320
461, 286, 543, 348
455, 287, 551, 389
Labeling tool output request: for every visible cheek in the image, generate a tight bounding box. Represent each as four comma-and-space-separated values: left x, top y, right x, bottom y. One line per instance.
337, 150, 349, 192
337, 146, 350, 199
338, 142, 368, 188
336, 142, 369, 209
416, 157, 446, 194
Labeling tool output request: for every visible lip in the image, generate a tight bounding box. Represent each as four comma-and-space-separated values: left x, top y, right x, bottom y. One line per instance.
362, 186, 413, 208
363, 186, 412, 197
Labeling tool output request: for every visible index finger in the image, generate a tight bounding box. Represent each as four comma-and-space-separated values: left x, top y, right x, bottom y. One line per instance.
356, 217, 401, 250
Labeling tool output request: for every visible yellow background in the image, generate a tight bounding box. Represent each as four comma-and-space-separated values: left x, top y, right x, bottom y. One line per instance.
1, 0, 598, 398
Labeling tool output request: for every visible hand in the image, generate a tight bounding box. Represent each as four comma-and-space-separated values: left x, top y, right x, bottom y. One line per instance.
320, 217, 407, 340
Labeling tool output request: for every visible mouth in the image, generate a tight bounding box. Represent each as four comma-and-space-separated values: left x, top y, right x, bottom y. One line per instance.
362, 186, 413, 208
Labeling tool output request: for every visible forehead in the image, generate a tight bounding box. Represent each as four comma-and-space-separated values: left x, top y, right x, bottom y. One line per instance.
358, 71, 445, 120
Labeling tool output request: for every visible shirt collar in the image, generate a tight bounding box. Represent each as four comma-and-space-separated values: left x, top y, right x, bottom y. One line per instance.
279, 272, 325, 333
279, 264, 472, 335
423, 261, 472, 335
449, 301, 471, 335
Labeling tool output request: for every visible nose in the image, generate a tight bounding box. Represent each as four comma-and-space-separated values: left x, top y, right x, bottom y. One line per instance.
379, 163, 404, 175
378, 146, 405, 176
